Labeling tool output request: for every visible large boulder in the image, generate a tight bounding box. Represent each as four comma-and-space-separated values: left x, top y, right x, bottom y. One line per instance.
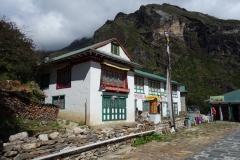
9, 132, 28, 142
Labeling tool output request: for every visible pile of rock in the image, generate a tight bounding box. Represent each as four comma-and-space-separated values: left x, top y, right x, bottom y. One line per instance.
0, 90, 59, 120
0, 122, 155, 159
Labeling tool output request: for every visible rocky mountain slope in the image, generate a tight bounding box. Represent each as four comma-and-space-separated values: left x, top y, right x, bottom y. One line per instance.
50, 3, 240, 112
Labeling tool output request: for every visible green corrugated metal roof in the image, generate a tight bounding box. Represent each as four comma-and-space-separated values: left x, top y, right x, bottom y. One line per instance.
204, 89, 240, 103
134, 69, 181, 84
221, 89, 240, 102
45, 38, 142, 68
93, 49, 142, 67
48, 39, 113, 62
180, 86, 188, 93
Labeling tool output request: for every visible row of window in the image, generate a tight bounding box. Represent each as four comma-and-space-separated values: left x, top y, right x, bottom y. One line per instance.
134, 76, 178, 94
139, 101, 178, 116
40, 65, 128, 90
51, 95, 127, 121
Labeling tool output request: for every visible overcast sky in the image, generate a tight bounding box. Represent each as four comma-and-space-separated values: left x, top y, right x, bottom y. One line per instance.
1, 0, 240, 51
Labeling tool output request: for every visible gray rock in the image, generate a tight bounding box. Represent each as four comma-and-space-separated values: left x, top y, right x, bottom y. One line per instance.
13, 153, 28, 160
2, 144, 13, 152
29, 149, 52, 155
49, 132, 59, 140
4, 151, 18, 157
40, 121, 48, 125
12, 144, 22, 152
76, 135, 87, 139
41, 140, 56, 145
57, 138, 65, 143
73, 127, 86, 134
22, 142, 41, 150
0, 157, 11, 160
38, 134, 49, 141
9, 132, 28, 142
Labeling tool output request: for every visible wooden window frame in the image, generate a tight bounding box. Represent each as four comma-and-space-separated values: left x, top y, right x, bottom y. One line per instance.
134, 76, 144, 93
102, 95, 126, 121
111, 42, 120, 55
52, 95, 65, 109
101, 66, 127, 89
148, 79, 161, 96
172, 84, 178, 92
56, 67, 71, 89
40, 73, 50, 90
166, 102, 178, 116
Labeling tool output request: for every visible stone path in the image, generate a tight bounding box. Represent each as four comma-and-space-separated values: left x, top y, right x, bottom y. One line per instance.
99, 122, 240, 160
185, 128, 240, 160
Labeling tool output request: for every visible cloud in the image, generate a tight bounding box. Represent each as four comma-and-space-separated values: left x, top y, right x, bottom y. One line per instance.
0, 0, 240, 51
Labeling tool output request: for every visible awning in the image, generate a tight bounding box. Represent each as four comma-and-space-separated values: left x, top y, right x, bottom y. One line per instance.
102, 62, 130, 71
145, 95, 161, 101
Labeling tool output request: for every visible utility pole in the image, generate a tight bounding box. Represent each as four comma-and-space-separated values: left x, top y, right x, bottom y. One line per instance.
164, 30, 176, 129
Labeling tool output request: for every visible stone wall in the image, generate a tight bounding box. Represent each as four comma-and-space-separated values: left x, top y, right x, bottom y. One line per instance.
0, 90, 59, 120
0, 119, 185, 160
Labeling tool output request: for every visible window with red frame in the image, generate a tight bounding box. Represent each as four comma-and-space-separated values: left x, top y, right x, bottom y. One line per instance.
102, 67, 127, 88
57, 67, 71, 89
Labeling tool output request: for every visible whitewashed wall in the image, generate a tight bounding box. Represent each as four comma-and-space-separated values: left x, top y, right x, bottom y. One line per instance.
43, 62, 91, 122
96, 43, 131, 61
87, 62, 135, 126
88, 61, 102, 126
133, 77, 182, 117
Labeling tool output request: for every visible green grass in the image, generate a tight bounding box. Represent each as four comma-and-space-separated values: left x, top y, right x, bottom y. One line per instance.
132, 132, 163, 147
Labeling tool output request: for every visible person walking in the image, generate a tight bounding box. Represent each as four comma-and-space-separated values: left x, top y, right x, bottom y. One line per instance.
212, 107, 216, 122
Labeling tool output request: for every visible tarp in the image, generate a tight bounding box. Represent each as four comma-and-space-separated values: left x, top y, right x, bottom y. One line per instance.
145, 95, 160, 101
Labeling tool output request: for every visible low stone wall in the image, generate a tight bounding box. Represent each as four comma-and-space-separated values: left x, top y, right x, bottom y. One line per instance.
0, 119, 185, 160
0, 90, 59, 120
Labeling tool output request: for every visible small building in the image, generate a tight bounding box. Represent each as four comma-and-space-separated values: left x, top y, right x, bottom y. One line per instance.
38, 38, 141, 126
205, 89, 240, 121
38, 38, 187, 126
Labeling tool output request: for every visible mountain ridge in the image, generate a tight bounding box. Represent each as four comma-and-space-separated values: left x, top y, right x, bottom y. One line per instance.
49, 3, 240, 112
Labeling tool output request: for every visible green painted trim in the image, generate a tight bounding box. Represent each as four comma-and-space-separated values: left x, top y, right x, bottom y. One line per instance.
102, 95, 127, 121
134, 69, 181, 84
166, 102, 178, 116
52, 95, 65, 110
134, 91, 145, 94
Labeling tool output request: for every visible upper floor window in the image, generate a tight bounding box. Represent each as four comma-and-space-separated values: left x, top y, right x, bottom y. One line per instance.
134, 76, 144, 93
102, 66, 127, 88
149, 79, 160, 96
40, 73, 50, 90
57, 67, 71, 89
172, 84, 178, 92
163, 82, 166, 90
111, 42, 119, 55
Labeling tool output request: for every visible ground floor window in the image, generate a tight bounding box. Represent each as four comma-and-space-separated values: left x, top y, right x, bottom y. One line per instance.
166, 102, 178, 116
52, 95, 65, 109
142, 101, 149, 112
102, 96, 126, 121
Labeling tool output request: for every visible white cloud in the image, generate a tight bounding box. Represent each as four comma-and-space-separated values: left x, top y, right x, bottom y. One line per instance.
0, 0, 240, 50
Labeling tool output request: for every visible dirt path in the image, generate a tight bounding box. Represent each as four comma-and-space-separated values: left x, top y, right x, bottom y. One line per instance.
99, 122, 240, 160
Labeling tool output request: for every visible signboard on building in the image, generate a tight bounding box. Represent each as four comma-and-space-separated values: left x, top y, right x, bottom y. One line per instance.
210, 96, 224, 102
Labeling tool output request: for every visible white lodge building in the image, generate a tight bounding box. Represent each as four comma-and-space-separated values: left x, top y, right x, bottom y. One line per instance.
39, 38, 186, 126
134, 70, 187, 117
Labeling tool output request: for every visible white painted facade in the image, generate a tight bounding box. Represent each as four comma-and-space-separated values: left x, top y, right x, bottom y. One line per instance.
40, 38, 138, 126
40, 38, 185, 126
134, 76, 181, 117
96, 43, 131, 61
